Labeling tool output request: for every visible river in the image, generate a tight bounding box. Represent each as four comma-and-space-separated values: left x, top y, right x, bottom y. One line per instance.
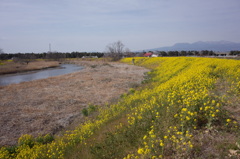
0, 64, 83, 86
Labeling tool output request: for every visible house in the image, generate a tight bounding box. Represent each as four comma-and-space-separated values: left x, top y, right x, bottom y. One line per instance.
143, 52, 153, 57
151, 54, 158, 57
143, 52, 158, 57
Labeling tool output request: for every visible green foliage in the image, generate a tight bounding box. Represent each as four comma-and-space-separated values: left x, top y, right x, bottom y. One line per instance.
18, 134, 35, 148
5, 146, 17, 157
35, 134, 54, 144
128, 88, 135, 94
88, 104, 97, 113
82, 108, 89, 116
90, 124, 145, 159
2, 134, 54, 157
82, 104, 98, 117
90, 132, 126, 159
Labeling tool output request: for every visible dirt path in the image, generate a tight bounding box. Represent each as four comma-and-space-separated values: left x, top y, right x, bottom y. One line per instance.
0, 60, 149, 146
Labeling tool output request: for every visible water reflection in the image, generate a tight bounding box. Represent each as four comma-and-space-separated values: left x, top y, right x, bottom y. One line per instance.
0, 64, 83, 86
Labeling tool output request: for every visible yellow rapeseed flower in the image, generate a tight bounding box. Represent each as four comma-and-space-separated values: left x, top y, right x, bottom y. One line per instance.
137, 148, 144, 154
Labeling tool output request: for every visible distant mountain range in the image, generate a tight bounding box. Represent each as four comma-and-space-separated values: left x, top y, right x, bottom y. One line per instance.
145, 41, 240, 52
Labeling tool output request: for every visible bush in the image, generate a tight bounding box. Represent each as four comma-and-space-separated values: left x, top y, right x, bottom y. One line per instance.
82, 108, 89, 116
18, 134, 35, 148
88, 104, 97, 113
35, 134, 54, 144
82, 104, 98, 117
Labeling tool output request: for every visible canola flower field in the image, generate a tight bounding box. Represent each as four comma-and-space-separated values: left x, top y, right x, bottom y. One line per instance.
1, 57, 240, 158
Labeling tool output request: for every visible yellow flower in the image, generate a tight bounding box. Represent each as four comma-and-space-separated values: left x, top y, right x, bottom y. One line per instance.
137, 148, 144, 154
189, 144, 193, 148
212, 100, 216, 104
143, 135, 147, 140
151, 135, 156, 138
160, 142, 164, 147
182, 108, 187, 112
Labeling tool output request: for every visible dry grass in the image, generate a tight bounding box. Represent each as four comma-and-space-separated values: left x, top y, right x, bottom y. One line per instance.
191, 129, 239, 158
0, 60, 149, 146
0, 60, 60, 75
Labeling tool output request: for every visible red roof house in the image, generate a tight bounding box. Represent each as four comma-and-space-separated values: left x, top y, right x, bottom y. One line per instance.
143, 52, 153, 57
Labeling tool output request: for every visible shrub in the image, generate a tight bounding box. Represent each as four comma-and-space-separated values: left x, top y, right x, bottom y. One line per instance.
82, 104, 98, 117
18, 134, 35, 148
82, 108, 89, 116
35, 134, 54, 144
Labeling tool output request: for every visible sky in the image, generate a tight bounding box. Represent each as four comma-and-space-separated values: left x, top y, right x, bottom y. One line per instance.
0, 0, 240, 53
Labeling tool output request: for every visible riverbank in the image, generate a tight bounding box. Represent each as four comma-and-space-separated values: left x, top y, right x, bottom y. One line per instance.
0, 60, 149, 146
0, 60, 60, 75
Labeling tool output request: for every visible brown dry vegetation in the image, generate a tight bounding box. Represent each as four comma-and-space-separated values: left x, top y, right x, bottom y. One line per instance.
0, 60, 149, 146
0, 60, 60, 75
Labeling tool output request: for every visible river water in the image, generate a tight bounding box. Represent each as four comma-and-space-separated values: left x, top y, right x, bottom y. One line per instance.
0, 64, 83, 86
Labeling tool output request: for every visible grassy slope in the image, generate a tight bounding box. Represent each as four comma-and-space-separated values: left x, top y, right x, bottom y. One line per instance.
0, 57, 239, 159
69, 57, 240, 159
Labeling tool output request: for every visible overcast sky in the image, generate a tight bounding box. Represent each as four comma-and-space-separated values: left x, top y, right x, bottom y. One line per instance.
0, 0, 240, 53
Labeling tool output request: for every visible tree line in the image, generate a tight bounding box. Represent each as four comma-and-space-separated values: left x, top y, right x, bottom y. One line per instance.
104, 41, 240, 58
1, 50, 239, 61
1, 40, 240, 61
148, 50, 215, 56
137, 50, 240, 57
0, 52, 104, 60
229, 50, 240, 55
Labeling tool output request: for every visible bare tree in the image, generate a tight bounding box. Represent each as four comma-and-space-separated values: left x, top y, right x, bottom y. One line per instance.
105, 41, 125, 61
124, 47, 131, 55
0, 48, 4, 54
